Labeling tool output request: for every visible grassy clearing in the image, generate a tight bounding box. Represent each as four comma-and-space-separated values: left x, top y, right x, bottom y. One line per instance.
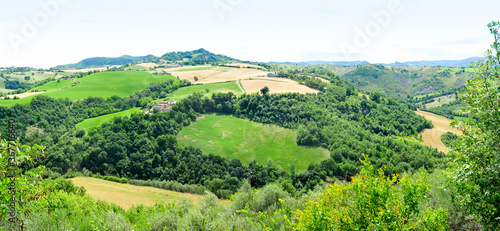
162, 81, 243, 102
70, 177, 229, 210
425, 94, 457, 108
172, 66, 217, 72
75, 108, 142, 131
438, 67, 475, 73
125, 65, 151, 71
0, 71, 176, 107
177, 114, 329, 171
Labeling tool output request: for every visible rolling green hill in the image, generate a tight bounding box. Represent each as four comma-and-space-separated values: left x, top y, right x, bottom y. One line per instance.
177, 114, 330, 171
0, 71, 176, 106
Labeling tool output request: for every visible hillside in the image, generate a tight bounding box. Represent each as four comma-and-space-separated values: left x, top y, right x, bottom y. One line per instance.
338, 64, 475, 100
270, 57, 481, 67
178, 114, 329, 171
54, 55, 156, 69
160, 48, 238, 65
0, 71, 177, 106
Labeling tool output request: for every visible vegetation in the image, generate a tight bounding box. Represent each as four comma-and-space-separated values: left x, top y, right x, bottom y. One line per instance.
291, 156, 448, 230
164, 81, 242, 101
75, 107, 142, 131
447, 21, 500, 229
178, 114, 329, 171
0, 71, 177, 106
160, 48, 237, 65
54, 55, 156, 69
441, 132, 458, 148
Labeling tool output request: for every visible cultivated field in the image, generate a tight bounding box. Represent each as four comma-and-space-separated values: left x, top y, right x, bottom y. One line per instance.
75, 108, 142, 131
415, 110, 462, 153
241, 78, 319, 94
164, 81, 244, 101
167, 66, 269, 83
226, 62, 266, 69
137, 62, 159, 68
177, 114, 330, 171
70, 177, 229, 210
0, 71, 176, 106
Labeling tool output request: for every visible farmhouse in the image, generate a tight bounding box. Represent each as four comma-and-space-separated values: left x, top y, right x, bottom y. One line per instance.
148, 101, 176, 114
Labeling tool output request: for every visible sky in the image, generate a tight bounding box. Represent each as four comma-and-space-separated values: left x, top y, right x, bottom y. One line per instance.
0, 0, 499, 68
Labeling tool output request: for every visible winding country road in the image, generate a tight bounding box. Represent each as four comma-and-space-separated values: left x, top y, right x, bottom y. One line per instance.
415, 110, 462, 153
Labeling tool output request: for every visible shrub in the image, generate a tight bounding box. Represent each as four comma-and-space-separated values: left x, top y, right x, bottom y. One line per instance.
290, 155, 448, 230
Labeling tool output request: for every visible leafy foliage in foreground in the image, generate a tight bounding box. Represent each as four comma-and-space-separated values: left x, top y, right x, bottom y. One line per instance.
448, 21, 500, 229
290, 156, 448, 230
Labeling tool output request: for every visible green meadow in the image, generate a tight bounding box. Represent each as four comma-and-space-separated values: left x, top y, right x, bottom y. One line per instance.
125, 65, 151, 71
0, 71, 176, 107
165, 81, 243, 101
177, 114, 330, 171
75, 107, 142, 131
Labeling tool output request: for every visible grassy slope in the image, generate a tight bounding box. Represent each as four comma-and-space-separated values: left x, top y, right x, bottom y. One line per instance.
71, 177, 230, 210
75, 108, 142, 131
34, 79, 74, 91
125, 65, 151, 71
424, 94, 457, 109
339, 65, 475, 99
0, 71, 176, 106
166, 81, 243, 101
177, 114, 329, 171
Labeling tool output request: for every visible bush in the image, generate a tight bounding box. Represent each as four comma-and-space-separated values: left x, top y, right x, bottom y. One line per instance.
290, 155, 448, 230
103, 176, 128, 184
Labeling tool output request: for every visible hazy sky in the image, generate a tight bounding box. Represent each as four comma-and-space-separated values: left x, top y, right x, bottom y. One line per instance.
1, 0, 498, 68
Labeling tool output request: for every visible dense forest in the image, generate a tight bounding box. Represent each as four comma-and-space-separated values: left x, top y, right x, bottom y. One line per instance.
160, 48, 238, 65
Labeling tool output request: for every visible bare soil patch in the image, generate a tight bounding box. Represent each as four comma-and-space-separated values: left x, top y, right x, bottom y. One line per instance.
415, 110, 462, 153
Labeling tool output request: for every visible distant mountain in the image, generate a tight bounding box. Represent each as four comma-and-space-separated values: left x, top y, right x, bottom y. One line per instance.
270, 61, 370, 66
383, 57, 481, 67
160, 48, 238, 64
54, 55, 156, 69
271, 57, 481, 67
